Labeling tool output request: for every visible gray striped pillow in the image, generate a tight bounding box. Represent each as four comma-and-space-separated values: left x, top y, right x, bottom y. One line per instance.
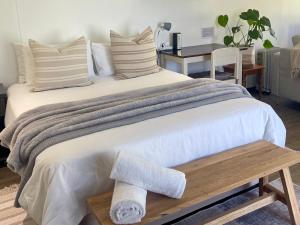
110, 27, 160, 79
29, 37, 92, 91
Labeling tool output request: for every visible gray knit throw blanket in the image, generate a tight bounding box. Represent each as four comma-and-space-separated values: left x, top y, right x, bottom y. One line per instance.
0, 79, 251, 206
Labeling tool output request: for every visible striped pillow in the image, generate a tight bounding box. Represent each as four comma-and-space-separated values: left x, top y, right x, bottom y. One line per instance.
110, 27, 160, 79
29, 37, 92, 91
13, 44, 35, 84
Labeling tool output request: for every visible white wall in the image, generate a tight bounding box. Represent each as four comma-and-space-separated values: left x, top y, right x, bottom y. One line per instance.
278, 0, 300, 47
0, 0, 286, 87
0, 0, 19, 87
17, 0, 272, 45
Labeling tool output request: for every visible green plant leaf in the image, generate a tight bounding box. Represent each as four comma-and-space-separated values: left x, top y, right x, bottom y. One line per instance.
260, 16, 271, 28
240, 9, 259, 21
251, 9, 260, 20
224, 36, 234, 46
259, 24, 266, 31
247, 20, 255, 26
232, 26, 241, 34
248, 30, 260, 40
263, 40, 274, 49
240, 12, 249, 20
218, 15, 229, 27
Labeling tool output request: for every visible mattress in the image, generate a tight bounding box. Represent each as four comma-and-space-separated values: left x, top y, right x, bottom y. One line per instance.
5, 69, 286, 225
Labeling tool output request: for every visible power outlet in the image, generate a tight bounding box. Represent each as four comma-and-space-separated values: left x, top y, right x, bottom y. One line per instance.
201, 27, 215, 38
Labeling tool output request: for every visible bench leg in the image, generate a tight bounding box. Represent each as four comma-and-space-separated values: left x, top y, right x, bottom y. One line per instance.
259, 176, 269, 196
201, 193, 277, 225
280, 168, 300, 225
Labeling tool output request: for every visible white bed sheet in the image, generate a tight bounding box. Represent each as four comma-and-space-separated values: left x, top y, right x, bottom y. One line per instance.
5, 70, 286, 225
5, 70, 189, 126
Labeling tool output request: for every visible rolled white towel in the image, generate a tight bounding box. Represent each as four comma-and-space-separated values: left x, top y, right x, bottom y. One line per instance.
110, 152, 186, 199
110, 181, 147, 224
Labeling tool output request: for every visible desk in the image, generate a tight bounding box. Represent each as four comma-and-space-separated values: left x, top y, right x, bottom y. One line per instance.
159, 44, 224, 75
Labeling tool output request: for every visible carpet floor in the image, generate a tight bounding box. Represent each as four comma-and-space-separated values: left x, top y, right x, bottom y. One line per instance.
0, 184, 36, 225
1, 180, 300, 225
175, 179, 299, 225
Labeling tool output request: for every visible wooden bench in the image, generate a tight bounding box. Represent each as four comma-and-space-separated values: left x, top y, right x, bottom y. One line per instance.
87, 141, 300, 225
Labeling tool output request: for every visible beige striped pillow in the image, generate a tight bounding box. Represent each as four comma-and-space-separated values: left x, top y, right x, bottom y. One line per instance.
110, 27, 160, 79
29, 37, 92, 91
13, 44, 35, 84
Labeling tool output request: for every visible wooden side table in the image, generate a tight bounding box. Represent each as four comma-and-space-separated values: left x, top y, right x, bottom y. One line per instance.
224, 64, 265, 98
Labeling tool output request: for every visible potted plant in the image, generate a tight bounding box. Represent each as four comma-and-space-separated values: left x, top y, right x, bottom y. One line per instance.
217, 9, 276, 65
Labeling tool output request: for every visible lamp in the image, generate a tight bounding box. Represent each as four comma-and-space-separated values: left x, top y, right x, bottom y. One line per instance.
155, 22, 172, 50
160, 22, 172, 31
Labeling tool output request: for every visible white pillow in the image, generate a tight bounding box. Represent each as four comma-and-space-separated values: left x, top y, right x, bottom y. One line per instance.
91, 43, 115, 76
86, 40, 96, 77
13, 40, 96, 85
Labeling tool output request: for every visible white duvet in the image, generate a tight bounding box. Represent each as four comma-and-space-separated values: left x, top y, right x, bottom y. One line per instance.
5, 70, 286, 225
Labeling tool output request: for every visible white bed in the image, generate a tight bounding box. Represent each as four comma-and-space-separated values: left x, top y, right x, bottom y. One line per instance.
5, 69, 286, 225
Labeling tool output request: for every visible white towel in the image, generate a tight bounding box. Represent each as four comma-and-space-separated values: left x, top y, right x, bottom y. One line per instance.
110, 181, 147, 224
110, 152, 186, 199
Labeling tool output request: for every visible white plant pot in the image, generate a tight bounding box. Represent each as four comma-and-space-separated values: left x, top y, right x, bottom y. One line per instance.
241, 46, 256, 65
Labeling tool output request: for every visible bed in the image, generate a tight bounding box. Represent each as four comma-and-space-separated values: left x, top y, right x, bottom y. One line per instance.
5, 69, 286, 225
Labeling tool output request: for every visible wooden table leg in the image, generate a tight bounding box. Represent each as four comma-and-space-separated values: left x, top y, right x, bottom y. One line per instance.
259, 176, 269, 196
257, 69, 264, 99
181, 59, 188, 75
280, 168, 300, 225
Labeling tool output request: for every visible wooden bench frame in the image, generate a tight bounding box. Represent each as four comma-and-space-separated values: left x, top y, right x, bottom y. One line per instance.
201, 169, 299, 225
88, 141, 300, 225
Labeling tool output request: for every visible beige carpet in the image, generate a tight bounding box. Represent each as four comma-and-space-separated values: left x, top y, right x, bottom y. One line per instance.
175, 179, 300, 225
1, 180, 300, 225
0, 184, 36, 225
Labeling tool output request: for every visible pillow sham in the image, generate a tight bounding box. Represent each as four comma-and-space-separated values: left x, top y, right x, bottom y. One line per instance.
29, 37, 92, 91
91, 43, 115, 76
14, 39, 95, 86
13, 44, 35, 84
110, 26, 160, 79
